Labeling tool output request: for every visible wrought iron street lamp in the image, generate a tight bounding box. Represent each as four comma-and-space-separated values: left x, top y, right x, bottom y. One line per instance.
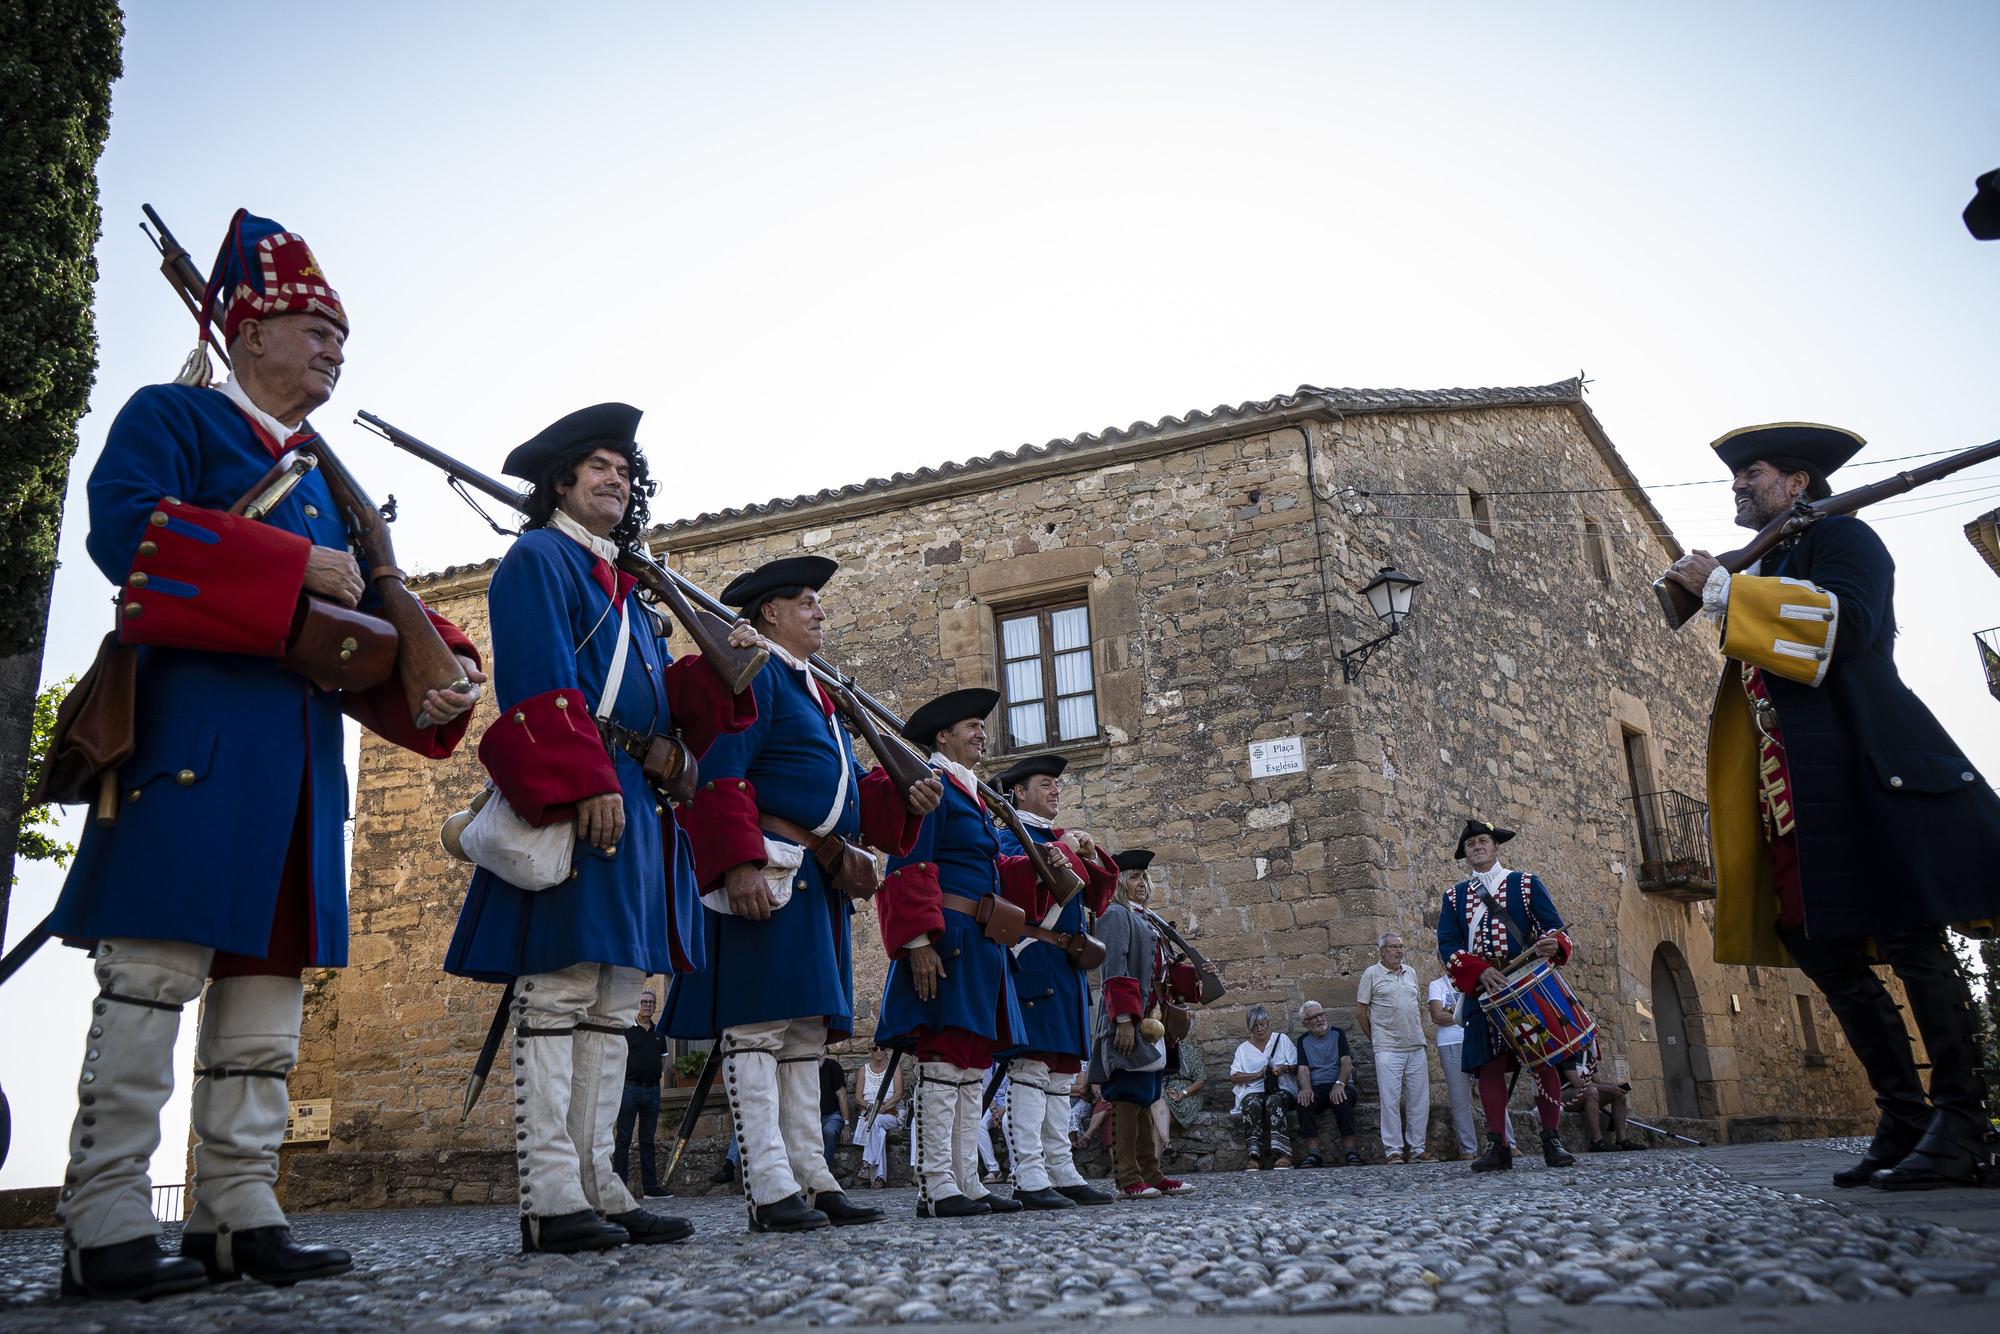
1339, 566, 1424, 683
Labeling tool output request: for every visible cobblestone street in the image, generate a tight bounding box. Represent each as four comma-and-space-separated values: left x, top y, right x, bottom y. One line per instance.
3, 1140, 1995, 1332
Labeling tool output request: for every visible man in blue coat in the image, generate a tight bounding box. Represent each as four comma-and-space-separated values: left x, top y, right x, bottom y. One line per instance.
991, 754, 1117, 1208
444, 404, 758, 1253
1665, 423, 2000, 1189
875, 690, 1087, 1217
666, 556, 940, 1233
48, 211, 484, 1299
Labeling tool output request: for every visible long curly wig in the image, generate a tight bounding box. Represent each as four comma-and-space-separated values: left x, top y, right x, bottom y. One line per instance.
520, 440, 656, 548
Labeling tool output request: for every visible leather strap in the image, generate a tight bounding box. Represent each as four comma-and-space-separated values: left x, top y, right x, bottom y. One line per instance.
514, 1024, 576, 1038
760, 812, 828, 856
576, 1021, 624, 1036
1022, 924, 1076, 951
98, 989, 184, 1014
195, 1066, 288, 1080
939, 893, 985, 917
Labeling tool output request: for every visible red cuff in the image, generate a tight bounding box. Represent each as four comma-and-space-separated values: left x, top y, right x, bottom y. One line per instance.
118, 499, 311, 656
683, 778, 766, 889
1084, 850, 1119, 916
662, 656, 757, 757
340, 608, 482, 758
1103, 975, 1144, 1019
1543, 930, 1573, 966
1447, 950, 1492, 994
858, 767, 924, 856
477, 688, 618, 826
878, 862, 943, 958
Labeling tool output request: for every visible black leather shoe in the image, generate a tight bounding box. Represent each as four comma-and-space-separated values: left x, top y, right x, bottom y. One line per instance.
917, 1194, 991, 1218
1834, 1114, 1926, 1187
749, 1192, 829, 1233
520, 1209, 629, 1254
1871, 1114, 1994, 1191
1055, 1183, 1115, 1205
972, 1191, 1023, 1213
1014, 1186, 1075, 1210
607, 1208, 694, 1243
181, 1226, 352, 1286
60, 1236, 210, 1301
1540, 1130, 1576, 1168
642, 1181, 671, 1197
810, 1191, 885, 1225
1469, 1133, 1512, 1173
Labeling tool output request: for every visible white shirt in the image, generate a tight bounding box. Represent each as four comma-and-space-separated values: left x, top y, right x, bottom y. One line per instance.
1426, 975, 1464, 1047
1230, 1033, 1299, 1112
1357, 963, 1427, 1052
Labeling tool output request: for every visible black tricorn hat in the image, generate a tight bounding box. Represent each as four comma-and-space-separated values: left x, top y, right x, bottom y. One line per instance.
502, 402, 644, 481
1710, 422, 1864, 481
720, 556, 838, 610
900, 687, 999, 746
992, 753, 1066, 793
1113, 848, 1155, 872
1454, 818, 1515, 860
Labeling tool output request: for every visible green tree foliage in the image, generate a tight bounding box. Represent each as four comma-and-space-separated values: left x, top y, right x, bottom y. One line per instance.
14, 678, 76, 882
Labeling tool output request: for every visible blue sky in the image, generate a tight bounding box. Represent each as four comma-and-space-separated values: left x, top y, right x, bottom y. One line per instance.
4, 0, 1997, 1188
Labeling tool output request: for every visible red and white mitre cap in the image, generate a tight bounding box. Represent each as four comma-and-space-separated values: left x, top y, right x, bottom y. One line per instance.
201, 207, 348, 346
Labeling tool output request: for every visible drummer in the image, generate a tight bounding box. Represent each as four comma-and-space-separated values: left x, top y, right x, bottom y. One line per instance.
1436, 819, 1579, 1173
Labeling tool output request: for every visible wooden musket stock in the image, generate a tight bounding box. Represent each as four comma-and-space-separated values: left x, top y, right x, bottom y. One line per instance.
1654, 435, 2000, 627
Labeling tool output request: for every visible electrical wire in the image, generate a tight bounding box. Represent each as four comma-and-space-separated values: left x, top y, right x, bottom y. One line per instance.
1344, 444, 1980, 499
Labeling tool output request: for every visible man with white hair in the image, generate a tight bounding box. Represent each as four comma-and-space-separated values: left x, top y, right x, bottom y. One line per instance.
1357, 932, 1431, 1162
1294, 1001, 1362, 1166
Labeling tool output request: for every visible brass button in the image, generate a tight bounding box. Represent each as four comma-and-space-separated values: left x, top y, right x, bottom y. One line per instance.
555, 697, 569, 709
163, 496, 181, 506
605, 845, 617, 857
796, 880, 807, 891
654, 805, 664, 816
149, 511, 168, 527
176, 769, 196, 787
122, 602, 143, 618
514, 712, 527, 723
1889, 776, 1903, 788
304, 504, 320, 518
127, 789, 142, 802
138, 541, 157, 556
128, 572, 148, 589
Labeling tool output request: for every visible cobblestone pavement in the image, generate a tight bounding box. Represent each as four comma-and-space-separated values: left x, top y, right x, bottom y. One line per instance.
3, 1140, 1996, 1332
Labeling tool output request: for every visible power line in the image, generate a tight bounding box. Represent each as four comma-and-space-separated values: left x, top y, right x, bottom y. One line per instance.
1344, 445, 1977, 499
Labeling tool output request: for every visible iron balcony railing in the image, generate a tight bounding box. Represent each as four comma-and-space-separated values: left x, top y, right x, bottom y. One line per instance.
151, 1182, 188, 1222
1631, 789, 1715, 900
1976, 627, 2000, 702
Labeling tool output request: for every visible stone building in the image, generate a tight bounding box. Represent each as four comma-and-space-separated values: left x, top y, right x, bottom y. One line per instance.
283, 376, 1881, 1207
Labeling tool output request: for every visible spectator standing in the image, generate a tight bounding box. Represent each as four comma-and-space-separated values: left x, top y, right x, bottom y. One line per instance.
1294, 1001, 1363, 1167
1427, 974, 1479, 1158
852, 1048, 905, 1188
613, 990, 669, 1196
1357, 933, 1432, 1162
1229, 1006, 1301, 1169
820, 1056, 852, 1170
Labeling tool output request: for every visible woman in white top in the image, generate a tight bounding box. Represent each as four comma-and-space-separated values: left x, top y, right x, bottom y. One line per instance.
1229, 1005, 1301, 1169
851, 1048, 905, 1188
1426, 974, 1480, 1157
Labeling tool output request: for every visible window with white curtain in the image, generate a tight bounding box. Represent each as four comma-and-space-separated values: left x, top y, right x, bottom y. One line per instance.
996, 600, 1098, 751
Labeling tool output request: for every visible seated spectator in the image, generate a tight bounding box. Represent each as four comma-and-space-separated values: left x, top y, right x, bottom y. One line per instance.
1158, 1018, 1208, 1149
852, 1047, 905, 1189
820, 1054, 852, 1170
1561, 1043, 1644, 1151
1229, 1005, 1301, 1169
1294, 1001, 1363, 1167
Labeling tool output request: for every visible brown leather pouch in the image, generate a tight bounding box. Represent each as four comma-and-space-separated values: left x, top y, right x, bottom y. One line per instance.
30, 632, 139, 817
641, 733, 699, 806
1159, 999, 1193, 1044
1064, 931, 1108, 971
282, 597, 398, 693
815, 834, 884, 903
974, 893, 1028, 949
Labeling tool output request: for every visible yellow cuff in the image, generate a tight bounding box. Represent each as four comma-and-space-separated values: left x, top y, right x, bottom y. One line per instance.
1721, 574, 1839, 686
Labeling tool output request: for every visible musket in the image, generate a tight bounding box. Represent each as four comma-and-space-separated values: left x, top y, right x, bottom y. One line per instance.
1653, 435, 2000, 627
140, 205, 471, 725
0, 915, 53, 991
362, 414, 1087, 906
981, 1059, 1011, 1115
661, 1038, 723, 1186
353, 413, 767, 694
859, 1050, 902, 1127
1136, 905, 1226, 1005
460, 981, 515, 1120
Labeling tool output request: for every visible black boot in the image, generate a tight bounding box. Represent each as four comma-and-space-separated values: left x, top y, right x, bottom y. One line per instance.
1469, 1133, 1512, 1173
748, 1192, 829, 1233
1869, 928, 1994, 1191
917, 1193, 991, 1218
1871, 1112, 1995, 1191
1055, 1182, 1116, 1206
809, 1190, 885, 1225
1833, 1112, 1927, 1187
520, 1209, 629, 1254
971, 1191, 1023, 1213
60, 1235, 210, 1301
180, 1226, 352, 1286
1540, 1129, 1576, 1167
605, 1208, 694, 1243
1015, 1186, 1076, 1210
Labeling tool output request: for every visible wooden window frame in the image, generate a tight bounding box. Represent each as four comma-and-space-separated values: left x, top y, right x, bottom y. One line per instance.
993, 596, 1100, 754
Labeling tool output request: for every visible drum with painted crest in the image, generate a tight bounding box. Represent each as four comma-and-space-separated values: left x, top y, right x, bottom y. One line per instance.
1477, 957, 1596, 1069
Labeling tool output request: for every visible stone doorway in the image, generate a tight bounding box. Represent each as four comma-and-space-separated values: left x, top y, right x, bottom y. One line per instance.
1651, 943, 1702, 1118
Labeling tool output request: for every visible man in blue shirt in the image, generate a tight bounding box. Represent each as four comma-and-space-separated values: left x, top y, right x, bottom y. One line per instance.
1294, 1001, 1362, 1166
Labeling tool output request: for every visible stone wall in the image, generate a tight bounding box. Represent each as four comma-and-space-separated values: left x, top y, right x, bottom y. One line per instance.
292, 386, 1880, 1208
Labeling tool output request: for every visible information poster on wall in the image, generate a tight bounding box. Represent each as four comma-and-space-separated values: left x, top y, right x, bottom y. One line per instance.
286, 1099, 332, 1144
1247, 736, 1305, 779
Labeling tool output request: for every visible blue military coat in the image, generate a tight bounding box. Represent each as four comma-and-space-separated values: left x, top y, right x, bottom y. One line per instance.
875, 774, 1025, 1050
995, 823, 1093, 1062
444, 528, 749, 981
1436, 870, 1568, 1072
50, 384, 474, 964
